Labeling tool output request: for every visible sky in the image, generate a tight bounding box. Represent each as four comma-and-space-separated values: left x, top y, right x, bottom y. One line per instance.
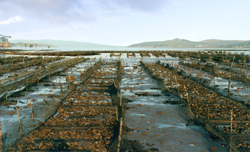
0, 0, 250, 46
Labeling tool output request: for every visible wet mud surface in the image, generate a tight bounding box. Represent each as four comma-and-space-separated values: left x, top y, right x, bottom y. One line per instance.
120, 56, 228, 152
1, 59, 95, 151
2, 52, 250, 152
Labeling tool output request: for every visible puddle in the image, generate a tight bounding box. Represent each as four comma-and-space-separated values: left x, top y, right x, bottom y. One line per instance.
131, 113, 146, 116
156, 123, 187, 129
127, 98, 171, 106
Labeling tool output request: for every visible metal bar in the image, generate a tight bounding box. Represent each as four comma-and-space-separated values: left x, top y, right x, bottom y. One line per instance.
208, 120, 250, 124
34, 139, 112, 143
61, 105, 114, 108
83, 82, 113, 84
67, 115, 114, 119
40, 125, 114, 130
23, 149, 91, 152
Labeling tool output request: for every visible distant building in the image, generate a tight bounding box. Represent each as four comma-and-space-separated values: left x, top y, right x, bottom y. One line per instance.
0, 42, 12, 47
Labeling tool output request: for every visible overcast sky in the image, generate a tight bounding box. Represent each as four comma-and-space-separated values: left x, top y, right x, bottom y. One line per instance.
0, 0, 249, 46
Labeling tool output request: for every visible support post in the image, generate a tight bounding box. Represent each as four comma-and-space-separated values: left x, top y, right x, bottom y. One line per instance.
120, 91, 122, 106
175, 76, 178, 89
117, 118, 123, 152
231, 56, 235, 68
228, 76, 231, 97
48, 71, 50, 80
51, 87, 55, 102
29, 100, 34, 128
207, 106, 210, 122
44, 94, 47, 112
16, 107, 22, 135
26, 79, 28, 89
115, 106, 118, 121
230, 109, 233, 134
59, 80, 63, 98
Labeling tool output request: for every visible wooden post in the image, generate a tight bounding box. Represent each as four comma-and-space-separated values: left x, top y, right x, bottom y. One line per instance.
229, 108, 233, 152
187, 93, 190, 111
26, 79, 28, 89
48, 71, 50, 80
228, 76, 231, 97
120, 91, 122, 106
189, 68, 192, 80
16, 107, 22, 135
114, 81, 117, 89
184, 85, 187, 92
117, 118, 123, 152
176, 64, 179, 71
171, 82, 174, 88
84, 67, 87, 80
29, 100, 34, 128
231, 56, 235, 68
207, 106, 210, 122
244, 60, 248, 74
59, 81, 63, 98
230, 109, 233, 134
197, 67, 201, 81
0, 124, 3, 152
68, 72, 72, 93
71, 81, 75, 90
67, 83, 70, 93
80, 70, 82, 81
44, 94, 47, 112
217, 78, 219, 91
115, 106, 118, 121
175, 76, 178, 89
51, 87, 55, 102
25, 58, 27, 71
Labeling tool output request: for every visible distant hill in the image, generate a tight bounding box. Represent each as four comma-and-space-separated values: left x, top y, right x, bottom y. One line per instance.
11, 42, 54, 47
9, 39, 117, 47
227, 41, 250, 48
129, 38, 250, 48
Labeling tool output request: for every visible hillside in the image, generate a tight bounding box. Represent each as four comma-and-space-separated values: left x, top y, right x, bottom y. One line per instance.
227, 41, 250, 48
9, 39, 116, 47
12, 42, 54, 47
129, 39, 250, 48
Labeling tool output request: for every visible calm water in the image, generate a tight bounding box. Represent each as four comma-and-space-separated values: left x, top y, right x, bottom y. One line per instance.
1, 46, 250, 54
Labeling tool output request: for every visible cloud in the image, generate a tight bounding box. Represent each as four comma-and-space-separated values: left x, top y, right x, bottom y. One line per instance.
0, 0, 96, 24
0, 0, 166, 25
0, 16, 23, 25
104, 0, 166, 13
